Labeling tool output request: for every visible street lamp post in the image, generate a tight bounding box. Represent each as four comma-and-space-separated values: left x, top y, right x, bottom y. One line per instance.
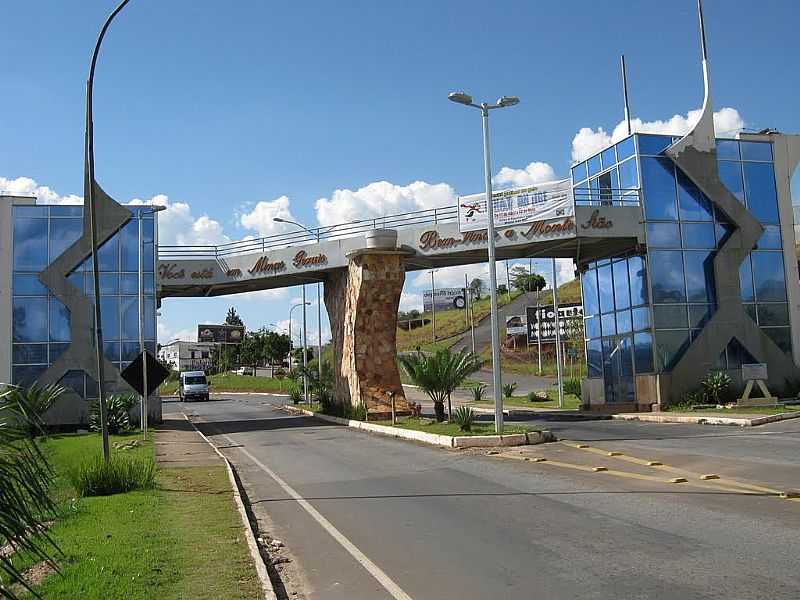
86, 0, 132, 462
274, 217, 324, 385
448, 91, 519, 434
429, 269, 436, 343
288, 301, 310, 371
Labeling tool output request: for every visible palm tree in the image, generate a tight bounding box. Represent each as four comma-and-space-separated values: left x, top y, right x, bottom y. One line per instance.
0, 386, 59, 598
398, 349, 481, 422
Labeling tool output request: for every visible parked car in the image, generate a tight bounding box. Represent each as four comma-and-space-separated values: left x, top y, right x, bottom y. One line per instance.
179, 371, 210, 402
234, 366, 255, 376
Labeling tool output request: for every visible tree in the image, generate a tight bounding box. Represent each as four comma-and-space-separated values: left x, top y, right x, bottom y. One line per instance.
510, 265, 546, 293
0, 387, 60, 596
398, 349, 481, 422
211, 344, 238, 374
263, 330, 291, 367
498, 283, 508, 295
469, 278, 485, 300
225, 307, 244, 327
293, 347, 314, 364
239, 330, 264, 370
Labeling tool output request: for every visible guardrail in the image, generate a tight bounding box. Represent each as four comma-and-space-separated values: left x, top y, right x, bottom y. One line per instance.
573, 187, 641, 206
158, 205, 459, 259
158, 189, 642, 260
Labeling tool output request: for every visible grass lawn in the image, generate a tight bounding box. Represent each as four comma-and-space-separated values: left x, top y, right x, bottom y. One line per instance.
665, 404, 800, 416
373, 416, 535, 436
13, 432, 261, 600
475, 390, 582, 410
396, 290, 525, 352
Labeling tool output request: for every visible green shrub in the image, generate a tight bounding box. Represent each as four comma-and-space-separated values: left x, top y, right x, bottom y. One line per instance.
68, 455, 155, 497
89, 393, 137, 435
453, 406, 475, 432
273, 368, 286, 380
563, 378, 582, 399
701, 371, 731, 405
288, 380, 303, 404
349, 402, 368, 421
1, 383, 65, 437
470, 383, 486, 403
502, 382, 517, 398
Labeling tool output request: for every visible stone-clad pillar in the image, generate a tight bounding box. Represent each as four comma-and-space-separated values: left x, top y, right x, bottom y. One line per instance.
324, 248, 411, 417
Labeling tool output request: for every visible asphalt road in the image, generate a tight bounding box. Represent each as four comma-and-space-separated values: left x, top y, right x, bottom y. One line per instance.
170, 394, 800, 600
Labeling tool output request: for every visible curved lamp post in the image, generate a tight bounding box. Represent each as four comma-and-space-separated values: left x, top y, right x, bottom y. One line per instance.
447, 91, 520, 434
86, 0, 131, 461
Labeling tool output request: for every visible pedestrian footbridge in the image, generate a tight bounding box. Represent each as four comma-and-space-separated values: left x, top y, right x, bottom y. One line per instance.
157, 201, 644, 298
157, 192, 645, 417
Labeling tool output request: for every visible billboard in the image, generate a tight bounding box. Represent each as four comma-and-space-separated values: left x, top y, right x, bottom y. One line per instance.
197, 324, 245, 344
423, 287, 467, 312
458, 180, 574, 232
526, 303, 583, 343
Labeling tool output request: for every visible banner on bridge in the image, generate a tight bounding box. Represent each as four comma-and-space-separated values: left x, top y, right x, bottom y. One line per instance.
458, 179, 574, 232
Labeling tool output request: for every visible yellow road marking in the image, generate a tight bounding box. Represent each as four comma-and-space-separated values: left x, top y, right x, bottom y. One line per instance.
499, 453, 766, 494
558, 439, 793, 499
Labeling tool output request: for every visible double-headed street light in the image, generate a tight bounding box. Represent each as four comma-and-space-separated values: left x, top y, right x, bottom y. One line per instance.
275, 217, 323, 390
448, 91, 520, 434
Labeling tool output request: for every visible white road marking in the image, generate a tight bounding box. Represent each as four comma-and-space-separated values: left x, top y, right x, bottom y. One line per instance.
215, 430, 414, 600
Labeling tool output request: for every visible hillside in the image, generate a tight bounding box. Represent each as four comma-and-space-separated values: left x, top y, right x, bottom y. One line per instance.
396, 278, 582, 352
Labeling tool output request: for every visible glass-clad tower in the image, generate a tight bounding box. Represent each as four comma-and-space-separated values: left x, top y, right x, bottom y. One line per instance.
1, 196, 158, 425
576, 133, 799, 408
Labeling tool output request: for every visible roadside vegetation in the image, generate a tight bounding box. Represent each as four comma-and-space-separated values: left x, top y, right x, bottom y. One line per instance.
473, 388, 582, 410
374, 416, 536, 436
399, 348, 481, 421
1, 382, 262, 599
160, 371, 288, 395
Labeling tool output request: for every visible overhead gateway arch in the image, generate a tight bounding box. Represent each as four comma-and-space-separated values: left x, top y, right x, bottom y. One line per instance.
158, 197, 645, 415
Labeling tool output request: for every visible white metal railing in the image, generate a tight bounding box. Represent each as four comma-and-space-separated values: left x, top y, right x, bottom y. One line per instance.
158, 205, 459, 260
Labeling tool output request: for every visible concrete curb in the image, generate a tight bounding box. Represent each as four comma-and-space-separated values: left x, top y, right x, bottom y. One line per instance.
182, 414, 277, 600
284, 406, 554, 448
611, 411, 800, 427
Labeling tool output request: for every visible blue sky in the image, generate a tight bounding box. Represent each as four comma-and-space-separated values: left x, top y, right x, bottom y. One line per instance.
3, 0, 799, 344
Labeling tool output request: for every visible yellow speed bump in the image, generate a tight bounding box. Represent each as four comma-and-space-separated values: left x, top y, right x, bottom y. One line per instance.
669, 477, 688, 484
529, 457, 547, 462
607, 451, 623, 456
700, 474, 720, 480
576, 444, 590, 449
592, 466, 608, 472
646, 461, 663, 466
780, 490, 800, 499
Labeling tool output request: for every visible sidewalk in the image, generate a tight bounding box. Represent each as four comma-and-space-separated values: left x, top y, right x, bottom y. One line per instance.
155, 418, 223, 467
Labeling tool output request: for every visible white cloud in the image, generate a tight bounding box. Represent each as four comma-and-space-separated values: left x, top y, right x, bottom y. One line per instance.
234, 288, 289, 302
129, 193, 229, 246
493, 162, 557, 188
157, 322, 197, 344
0, 176, 82, 204
315, 180, 456, 227
571, 107, 745, 162
399, 292, 423, 312
412, 263, 490, 289
239, 195, 298, 237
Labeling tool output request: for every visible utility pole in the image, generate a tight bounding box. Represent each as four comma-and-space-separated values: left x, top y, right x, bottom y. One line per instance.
430, 269, 436, 343
552, 258, 564, 409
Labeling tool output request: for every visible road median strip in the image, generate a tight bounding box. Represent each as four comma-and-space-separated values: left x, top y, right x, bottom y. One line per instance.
282, 405, 554, 448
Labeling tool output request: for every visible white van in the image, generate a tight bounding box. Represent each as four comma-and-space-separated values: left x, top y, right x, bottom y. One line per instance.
179, 371, 210, 402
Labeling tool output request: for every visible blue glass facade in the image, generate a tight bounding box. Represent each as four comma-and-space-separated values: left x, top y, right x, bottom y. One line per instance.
11, 205, 157, 397
578, 134, 790, 403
